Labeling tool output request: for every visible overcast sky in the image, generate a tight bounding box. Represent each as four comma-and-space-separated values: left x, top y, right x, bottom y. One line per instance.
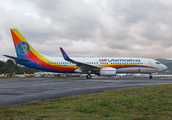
0, 0, 172, 61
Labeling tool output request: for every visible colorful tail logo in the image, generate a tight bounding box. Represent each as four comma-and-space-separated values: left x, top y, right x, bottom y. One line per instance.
16, 42, 30, 55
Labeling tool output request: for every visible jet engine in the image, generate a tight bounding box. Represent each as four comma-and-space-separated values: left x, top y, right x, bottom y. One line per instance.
100, 67, 116, 76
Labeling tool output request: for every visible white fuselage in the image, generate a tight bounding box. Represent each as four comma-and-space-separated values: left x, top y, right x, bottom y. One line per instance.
44, 55, 167, 74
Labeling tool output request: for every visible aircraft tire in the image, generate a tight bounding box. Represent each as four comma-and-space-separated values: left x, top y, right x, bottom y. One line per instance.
149, 75, 153, 79
86, 74, 91, 79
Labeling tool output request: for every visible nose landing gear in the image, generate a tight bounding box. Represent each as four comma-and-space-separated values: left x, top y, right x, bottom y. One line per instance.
86, 74, 92, 79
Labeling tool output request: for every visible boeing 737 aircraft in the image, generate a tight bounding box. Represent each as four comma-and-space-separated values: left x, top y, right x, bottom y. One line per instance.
4, 29, 167, 79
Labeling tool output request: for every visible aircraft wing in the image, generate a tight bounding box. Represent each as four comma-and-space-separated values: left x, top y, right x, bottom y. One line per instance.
60, 47, 100, 72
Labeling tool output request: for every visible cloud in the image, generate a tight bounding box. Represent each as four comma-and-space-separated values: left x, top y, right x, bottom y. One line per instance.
1, 0, 172, 62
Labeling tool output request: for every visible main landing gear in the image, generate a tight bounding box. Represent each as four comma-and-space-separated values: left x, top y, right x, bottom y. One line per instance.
86, 74, 92, 79
149, 74, 153, 79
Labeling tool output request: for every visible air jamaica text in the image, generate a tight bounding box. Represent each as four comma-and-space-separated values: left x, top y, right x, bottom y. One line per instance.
99, 59, 141, 62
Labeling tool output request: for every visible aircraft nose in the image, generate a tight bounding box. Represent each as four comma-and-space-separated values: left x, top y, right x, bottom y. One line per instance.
162, 64, 167, 70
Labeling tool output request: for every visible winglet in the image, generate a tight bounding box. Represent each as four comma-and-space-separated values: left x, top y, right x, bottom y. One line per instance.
60, 47, 71, 61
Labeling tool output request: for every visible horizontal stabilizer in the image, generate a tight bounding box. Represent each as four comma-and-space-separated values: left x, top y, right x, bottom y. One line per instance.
3, 55, 28, 61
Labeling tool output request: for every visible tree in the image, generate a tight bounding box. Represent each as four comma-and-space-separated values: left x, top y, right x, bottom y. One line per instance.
5, 59, 16, 74
0, 61, 5, 74
0, 59, 42, 74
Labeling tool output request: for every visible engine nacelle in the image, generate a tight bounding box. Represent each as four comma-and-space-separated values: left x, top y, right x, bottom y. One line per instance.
100, 67, 116, 76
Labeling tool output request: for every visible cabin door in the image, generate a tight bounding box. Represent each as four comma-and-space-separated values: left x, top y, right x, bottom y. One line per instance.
148, 60, 152, 66
147, 60, 153, 72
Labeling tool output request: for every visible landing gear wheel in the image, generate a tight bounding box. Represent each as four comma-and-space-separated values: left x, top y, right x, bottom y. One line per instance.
86, 74, 91, 79
149, 75, 153, 79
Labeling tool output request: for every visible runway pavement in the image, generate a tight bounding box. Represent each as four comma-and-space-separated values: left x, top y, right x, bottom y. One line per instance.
0, 78, 172, 106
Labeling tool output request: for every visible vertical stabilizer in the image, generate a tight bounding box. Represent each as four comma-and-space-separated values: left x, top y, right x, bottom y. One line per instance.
10, 29, 50, 64
11, 29, 38, 59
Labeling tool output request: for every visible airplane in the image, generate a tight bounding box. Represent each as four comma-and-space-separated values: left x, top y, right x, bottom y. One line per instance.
3, 29, 167, 79
24, 72, 35, 77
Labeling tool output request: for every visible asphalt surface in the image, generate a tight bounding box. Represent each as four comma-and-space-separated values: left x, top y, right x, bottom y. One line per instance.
0, 77, 172, 106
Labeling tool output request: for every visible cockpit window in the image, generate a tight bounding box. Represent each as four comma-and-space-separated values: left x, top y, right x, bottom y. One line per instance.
156, 62, 161, 64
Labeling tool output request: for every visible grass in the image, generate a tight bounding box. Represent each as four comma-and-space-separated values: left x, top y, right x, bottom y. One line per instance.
0, 77, 9, 79
0, 84, 172, 119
